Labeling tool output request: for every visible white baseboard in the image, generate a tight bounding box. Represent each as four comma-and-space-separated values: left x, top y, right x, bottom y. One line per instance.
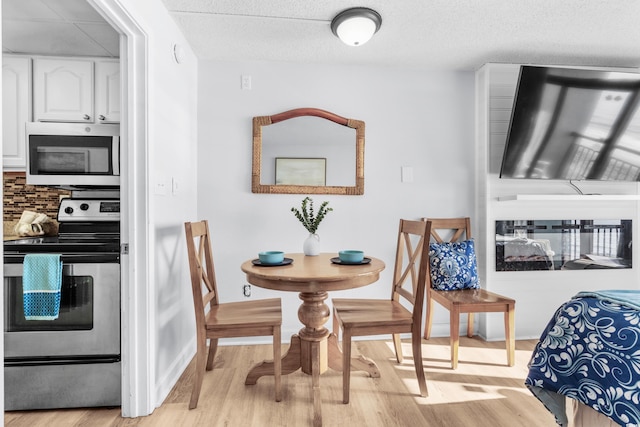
154, 336, 196, 409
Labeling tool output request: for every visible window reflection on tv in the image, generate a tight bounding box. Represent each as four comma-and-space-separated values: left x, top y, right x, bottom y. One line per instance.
500, 66, 640, 181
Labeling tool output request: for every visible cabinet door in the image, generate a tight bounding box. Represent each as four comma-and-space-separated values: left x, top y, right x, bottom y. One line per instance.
33, 58, 94, 123
3, 56, 31, 169
95, 60, 120, 123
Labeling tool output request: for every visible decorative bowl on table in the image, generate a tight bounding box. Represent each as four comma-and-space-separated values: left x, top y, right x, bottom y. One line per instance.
258, 251, 285, 265
338, 250, 364, 264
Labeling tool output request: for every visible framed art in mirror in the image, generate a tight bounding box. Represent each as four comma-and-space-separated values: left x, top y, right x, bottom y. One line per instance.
275, 158, 326, 186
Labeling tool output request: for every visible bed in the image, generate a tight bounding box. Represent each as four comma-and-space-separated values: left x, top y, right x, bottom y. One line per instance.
525, 290, 640, 427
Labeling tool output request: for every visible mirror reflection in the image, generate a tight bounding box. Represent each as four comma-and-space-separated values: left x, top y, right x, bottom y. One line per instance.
252, 108, 364, 195
262, 117, 355, 186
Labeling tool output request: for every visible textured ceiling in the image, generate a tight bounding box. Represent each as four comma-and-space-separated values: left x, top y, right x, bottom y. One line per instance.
161, 0, 640, 70
3, 1, 639, 70
2, 0, 119, 57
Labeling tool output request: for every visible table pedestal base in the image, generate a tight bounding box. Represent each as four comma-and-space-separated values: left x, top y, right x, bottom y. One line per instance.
245, 290, 380, 427
244, 333, 380, 382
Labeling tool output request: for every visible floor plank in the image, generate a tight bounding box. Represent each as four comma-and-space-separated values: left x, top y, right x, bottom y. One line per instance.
5, 337, 557, 427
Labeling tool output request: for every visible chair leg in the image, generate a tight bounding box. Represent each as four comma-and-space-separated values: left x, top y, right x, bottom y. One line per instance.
332, 308, 339, 341
273, 326, 282, 402
504, 306, 516, 367
189, 335, 209, 409
450, 308, 460, 369
424, 297, 434, 340
392, 333, 403, 363
467, 312, 474, 338
342, 331, 352, 404
206, 338, 218, 371
411, 328, 428, 397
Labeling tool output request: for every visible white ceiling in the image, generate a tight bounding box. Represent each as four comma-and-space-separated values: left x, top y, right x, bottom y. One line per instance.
2, 0, 119, 57
161, 0, 640, 70
3, 1, 639, 70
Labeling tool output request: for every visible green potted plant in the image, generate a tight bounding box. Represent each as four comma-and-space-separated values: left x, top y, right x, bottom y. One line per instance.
291, 197, 333, 255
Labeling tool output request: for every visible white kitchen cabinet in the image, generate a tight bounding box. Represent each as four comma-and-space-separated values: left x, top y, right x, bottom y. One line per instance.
33, 58, 94, 123
3, 55, 31, 169
95, 59, 121, 123
32, 57, 120, 124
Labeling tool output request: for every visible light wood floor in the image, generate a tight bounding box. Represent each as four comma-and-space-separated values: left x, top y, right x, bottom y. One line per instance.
5, 337, 558, 427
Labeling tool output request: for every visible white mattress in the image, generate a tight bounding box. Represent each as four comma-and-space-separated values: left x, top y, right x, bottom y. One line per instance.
570, 400, 619, 427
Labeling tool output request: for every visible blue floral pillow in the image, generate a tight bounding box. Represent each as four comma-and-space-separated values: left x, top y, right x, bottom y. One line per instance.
428, 239, 480, 291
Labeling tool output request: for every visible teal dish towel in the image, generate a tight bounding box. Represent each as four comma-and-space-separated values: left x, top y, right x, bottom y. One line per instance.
23, 254, 63, 320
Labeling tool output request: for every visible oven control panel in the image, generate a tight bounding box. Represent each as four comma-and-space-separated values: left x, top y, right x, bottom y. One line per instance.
58, 198, 120, 222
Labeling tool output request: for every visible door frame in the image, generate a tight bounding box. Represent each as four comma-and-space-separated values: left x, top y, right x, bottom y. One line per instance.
89, 0, 151, 417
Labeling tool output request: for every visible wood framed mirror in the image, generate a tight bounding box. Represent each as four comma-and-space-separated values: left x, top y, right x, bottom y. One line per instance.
252, 108, 364, 195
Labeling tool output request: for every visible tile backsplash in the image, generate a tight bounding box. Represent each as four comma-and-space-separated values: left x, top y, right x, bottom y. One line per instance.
3, 172, 71, 222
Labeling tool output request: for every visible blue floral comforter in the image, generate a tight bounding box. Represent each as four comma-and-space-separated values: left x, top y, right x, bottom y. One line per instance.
525, 290, 640, 427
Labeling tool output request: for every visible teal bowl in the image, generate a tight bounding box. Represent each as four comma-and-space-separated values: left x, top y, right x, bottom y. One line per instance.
338, 250, 364, 263
258, 251, 284, 264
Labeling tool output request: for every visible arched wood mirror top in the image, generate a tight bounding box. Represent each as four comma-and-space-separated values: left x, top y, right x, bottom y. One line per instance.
252, 108, 364, 195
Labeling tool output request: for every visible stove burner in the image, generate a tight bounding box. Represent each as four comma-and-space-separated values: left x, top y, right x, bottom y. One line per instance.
4, 198, 120, 257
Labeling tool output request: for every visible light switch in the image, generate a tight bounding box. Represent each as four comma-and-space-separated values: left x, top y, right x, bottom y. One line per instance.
171, 177, 179, 195
401, 166, 414, 183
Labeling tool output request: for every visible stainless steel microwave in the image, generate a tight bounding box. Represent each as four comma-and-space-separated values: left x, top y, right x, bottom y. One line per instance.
26, 122, 120, 187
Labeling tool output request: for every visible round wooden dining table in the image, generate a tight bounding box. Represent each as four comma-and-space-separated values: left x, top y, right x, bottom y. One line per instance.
241, 252, 385, 427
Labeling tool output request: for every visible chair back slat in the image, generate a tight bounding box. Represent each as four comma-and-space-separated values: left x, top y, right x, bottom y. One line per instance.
185, 221, 220, 330
427, 217, 472, 243
391, 219, 432, 323
196, 236, 216, 294
395, 287, 415, 305
392, 230, 422, 303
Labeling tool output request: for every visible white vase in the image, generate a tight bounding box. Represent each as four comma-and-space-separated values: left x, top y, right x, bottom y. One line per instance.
303, 233, 320, 256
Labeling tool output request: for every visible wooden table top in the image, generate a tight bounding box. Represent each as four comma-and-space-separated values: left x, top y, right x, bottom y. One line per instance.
241, 253, 385, 293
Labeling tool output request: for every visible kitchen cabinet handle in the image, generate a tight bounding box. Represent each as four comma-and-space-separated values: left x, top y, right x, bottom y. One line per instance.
99, 115, 106, 121
83, 114, 91, 120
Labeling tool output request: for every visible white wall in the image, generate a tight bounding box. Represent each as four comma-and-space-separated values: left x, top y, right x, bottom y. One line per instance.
104, 0, 200, 413
147, 36, 199, 407
143, 13, 199, 413
197, 60, 475, 340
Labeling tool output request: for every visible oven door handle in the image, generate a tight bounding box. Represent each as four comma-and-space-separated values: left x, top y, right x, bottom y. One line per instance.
5, 355, 121, 366
3, 253, 119, 268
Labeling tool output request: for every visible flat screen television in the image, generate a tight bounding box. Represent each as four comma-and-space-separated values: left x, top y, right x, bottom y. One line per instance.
500, 65, 640, 181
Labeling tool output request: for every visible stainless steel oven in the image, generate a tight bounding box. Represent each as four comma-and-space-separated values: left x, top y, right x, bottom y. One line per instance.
3, 198, 121, 410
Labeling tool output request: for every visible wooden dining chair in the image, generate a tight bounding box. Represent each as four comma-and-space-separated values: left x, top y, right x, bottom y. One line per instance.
332, 219, 430, 404
184, 220, 282, 409
423, 217, 515, 369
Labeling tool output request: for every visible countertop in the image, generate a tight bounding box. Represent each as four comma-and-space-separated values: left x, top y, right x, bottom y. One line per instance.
3, 220, 59, 241
4, 221, 20, 241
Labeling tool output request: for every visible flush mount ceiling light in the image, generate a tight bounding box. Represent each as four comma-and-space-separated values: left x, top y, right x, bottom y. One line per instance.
331, 7, 382, 47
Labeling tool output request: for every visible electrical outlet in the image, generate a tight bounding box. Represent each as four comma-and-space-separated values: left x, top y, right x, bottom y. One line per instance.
241, 75, 252, 90
154, 180, 168, 195
243, 284, 251, 297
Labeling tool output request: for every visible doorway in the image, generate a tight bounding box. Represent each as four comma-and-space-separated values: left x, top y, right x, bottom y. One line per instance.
2, 0, 151, 418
